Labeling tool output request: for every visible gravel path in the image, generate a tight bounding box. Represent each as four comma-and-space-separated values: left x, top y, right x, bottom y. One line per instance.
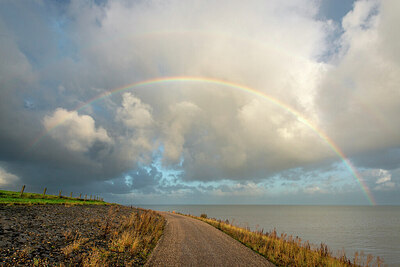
146, 212, 275, 267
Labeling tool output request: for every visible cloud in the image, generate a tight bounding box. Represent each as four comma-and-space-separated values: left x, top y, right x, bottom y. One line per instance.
162, 101, 202, 165
376, 176, 390, 185
316, 0, 400, 161
209, 182, 266, 197
116, 92, 154, 129
0, 0, 399, 204
304, 185, 327, 194
115, 92, 155, 158
361, 168, 397, 191
341, 0, 379, 32
0, 166, 19, 188
43, 108, 112, 152
1, 1, 333, 186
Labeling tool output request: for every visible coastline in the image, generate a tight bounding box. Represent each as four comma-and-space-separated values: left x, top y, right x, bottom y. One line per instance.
140, 204, 398, 265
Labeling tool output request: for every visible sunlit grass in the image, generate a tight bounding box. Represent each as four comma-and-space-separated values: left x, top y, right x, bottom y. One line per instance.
0, 189, 107, 205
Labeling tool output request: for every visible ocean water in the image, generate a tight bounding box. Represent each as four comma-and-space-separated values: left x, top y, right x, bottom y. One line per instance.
138, 205, 400, 266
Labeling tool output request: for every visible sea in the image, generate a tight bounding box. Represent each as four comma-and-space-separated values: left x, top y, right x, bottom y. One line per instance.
138, 205, 400, 266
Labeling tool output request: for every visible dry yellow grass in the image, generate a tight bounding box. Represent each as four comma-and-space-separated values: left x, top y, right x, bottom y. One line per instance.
62, 237, 89, 257
82, 248, 111, 267
83, 209, 165, 266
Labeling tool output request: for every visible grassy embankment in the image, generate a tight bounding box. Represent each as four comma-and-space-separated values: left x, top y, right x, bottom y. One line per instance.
190, 214, 383, 267
0, 189, 106, 205
80, 208, 165, 266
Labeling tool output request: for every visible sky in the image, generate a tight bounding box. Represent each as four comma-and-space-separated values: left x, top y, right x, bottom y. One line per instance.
0, 0, 399, 205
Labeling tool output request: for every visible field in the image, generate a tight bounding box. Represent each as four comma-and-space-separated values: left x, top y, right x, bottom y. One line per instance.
0, 189, 107, 205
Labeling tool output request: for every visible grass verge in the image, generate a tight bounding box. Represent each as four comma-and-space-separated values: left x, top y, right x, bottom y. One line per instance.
0, 189, 107, 205
188, 214, 384, 267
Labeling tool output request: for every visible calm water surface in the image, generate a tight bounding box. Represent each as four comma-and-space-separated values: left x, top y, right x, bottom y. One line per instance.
138, 205, 400, 266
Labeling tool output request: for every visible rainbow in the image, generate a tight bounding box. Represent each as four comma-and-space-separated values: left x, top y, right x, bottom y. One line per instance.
28, 76, 376, 205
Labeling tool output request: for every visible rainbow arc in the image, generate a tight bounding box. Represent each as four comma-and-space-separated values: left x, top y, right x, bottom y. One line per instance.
27, 76, 376, 205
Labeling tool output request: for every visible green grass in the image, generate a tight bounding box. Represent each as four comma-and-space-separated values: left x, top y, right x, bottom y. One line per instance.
0, 189, 108, 205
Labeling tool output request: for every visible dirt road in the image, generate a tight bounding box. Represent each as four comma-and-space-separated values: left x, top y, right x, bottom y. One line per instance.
145, 212, 275, 266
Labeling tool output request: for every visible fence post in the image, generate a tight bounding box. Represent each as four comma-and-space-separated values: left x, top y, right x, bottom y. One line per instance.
59, 190, 62, 198
20, 185, 26, 197
85, 194, 87, 201
42, 187, 47, 198
70, 192, 72, 198
79, 193, 82, 199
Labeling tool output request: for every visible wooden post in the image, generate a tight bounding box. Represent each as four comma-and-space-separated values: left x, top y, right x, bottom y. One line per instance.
85, 194, 87, 201
20, 185, 26, 197
79, 193, 82, 199
70, 192, 72, 198
42, 187, 47, 198
59, 190, 62, 198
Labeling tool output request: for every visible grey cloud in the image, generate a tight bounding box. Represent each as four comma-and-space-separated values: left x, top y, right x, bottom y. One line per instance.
352, 148, 400, 170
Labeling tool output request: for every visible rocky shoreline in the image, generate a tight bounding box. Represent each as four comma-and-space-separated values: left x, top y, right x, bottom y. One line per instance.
0, 204, 137, 266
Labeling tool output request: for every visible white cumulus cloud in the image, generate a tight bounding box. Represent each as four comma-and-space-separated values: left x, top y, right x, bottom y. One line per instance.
43, 108, 112, 152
